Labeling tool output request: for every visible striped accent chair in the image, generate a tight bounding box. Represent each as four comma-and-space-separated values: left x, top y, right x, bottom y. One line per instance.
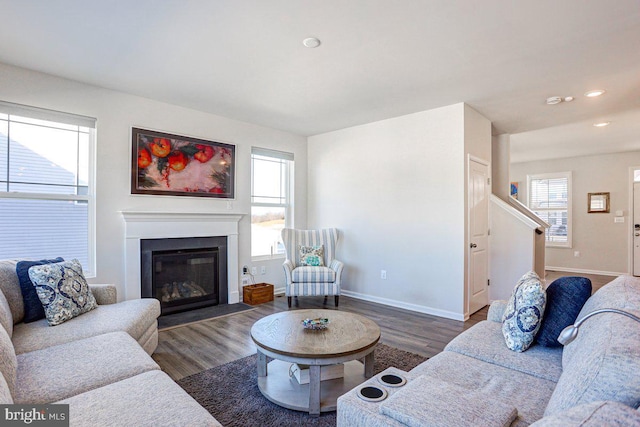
281, 228, 344, 308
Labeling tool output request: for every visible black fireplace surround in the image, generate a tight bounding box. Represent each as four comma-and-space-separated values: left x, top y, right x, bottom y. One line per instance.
140, 236, 228, 315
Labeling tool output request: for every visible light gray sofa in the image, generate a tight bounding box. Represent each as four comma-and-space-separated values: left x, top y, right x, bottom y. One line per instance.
0, 260, 221, 427
338, 275, 640, 426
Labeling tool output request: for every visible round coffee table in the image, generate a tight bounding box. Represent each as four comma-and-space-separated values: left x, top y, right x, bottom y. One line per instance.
250, 309, 380, 416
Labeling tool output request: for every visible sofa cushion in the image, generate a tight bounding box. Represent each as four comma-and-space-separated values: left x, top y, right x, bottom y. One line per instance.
380, 374, 518, 427
0, 324, 17, 398
0, 372, 12, 404
532, 401, 640, 427
409, 351, 557, 426
536, 276, 591, 347
0, 260, 24, 324
0, 290, 13, 337
502, 271, 546, 352
12, 298, 160, 354
545, 275, 640, 416
299, 245, 325, 266
292, 266, 336, 283
28, 259, 97, 326
57, 370, 221, 427
15, 331, 159, 404
16, 257, 64, 323
445, 320, 563, 382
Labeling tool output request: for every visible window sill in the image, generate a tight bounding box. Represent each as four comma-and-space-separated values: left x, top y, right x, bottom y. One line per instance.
251, 254, 286, 262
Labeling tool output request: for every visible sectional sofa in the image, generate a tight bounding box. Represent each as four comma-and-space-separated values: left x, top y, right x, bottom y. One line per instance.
0, 260, 220, 426
338, 275, 640, 426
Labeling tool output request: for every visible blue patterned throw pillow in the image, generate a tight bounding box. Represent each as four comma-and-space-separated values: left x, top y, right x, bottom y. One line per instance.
299, 245, 325, 267
28, 259, 97, 326
535, 276, 592, 347
502, 271, 546, 352
16, 257, 64, 323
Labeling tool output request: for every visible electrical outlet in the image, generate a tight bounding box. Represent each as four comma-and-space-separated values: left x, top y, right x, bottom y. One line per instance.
251, 267, 257, 275
241, 277, 250, 286
242, 265, 249, 274
574, 251, 580, 257
260, 266, 266, 275
381, 270, 387, 280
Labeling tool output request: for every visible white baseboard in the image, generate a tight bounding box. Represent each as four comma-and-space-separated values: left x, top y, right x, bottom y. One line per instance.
274, 286, 286, 296
341, 290, 465, 321
545, 266, 627, 277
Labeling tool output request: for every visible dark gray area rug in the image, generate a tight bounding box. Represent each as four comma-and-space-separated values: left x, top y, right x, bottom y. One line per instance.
177, 343, 428, 427
158, 303, 255, 330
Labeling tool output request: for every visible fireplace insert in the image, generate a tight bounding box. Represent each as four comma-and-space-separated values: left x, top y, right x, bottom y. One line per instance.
140, 236, 228, 315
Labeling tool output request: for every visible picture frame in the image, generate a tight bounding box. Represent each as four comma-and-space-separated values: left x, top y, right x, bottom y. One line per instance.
587, 192, 610, 213
510, 182, 519, 200
131, 127, 235, 198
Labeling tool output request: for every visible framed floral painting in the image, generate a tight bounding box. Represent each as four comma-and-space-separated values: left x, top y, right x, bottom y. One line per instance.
131, 127, 235, 198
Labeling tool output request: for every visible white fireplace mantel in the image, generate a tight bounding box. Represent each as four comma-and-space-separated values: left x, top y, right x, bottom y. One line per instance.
120, 211, 243, 303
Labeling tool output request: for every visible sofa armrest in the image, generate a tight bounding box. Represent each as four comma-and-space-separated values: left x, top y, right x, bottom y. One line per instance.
488, 300, 509, 322
329, 259, 344, 285
282, 260, 294, 285
380, 374, 518, 427
89, 284, 117, 305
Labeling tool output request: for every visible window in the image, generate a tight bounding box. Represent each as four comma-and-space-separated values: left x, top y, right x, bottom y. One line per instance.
528, 172, 571, 247
0, 102, 96, 274
251, 148, 293, 258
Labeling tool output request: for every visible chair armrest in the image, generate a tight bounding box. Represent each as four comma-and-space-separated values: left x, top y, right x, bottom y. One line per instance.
282, 260, 294, 285
488, 300, 509, 322
89, 284, 117, 305
329, 260, 344, 285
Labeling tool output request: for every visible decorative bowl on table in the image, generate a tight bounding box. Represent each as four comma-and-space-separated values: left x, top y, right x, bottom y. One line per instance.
302, 317, 329, 330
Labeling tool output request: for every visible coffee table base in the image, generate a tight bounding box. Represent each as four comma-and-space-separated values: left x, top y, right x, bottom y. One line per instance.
257, 359, 367, 415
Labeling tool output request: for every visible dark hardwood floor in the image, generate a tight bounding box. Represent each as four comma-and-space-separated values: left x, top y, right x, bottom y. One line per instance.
152, 271, 616, 381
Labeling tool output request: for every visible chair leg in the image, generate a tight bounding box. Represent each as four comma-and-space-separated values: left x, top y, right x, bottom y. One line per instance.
288, 297, 292, 308
335, 296, 339, 307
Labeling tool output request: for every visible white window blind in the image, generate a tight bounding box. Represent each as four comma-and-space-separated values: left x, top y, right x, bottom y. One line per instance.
251, 148, 293, 258
0, 102, 96, 274
528, 172, 571, 247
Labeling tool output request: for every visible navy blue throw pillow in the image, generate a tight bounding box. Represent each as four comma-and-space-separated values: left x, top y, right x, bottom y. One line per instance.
16, 257, 64, 323
535, 276, 592, 347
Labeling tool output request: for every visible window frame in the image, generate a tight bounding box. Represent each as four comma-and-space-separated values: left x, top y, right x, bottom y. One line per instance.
527, 171, 572, 248
0, 102, 97, 276
250, 147, 294, 260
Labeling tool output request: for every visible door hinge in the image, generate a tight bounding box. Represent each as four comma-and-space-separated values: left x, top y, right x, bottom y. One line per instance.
487, 177, 491, 185
488, 228, 491, 236
488, 279, 490, 287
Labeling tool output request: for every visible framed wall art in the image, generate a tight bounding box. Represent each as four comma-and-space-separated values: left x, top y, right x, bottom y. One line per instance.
131, 127, 235, 198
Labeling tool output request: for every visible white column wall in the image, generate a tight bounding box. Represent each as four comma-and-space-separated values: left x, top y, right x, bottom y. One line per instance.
308, 104, 468, 319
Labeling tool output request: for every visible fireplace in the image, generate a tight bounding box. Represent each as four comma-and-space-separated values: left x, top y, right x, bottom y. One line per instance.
140, 236, 228, 315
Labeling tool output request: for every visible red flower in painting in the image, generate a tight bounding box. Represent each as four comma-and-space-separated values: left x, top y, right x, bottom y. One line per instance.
150, 138, 171, 158
168, 151, 188, 171
137, 148, 152, 169
194, 144, 215, 163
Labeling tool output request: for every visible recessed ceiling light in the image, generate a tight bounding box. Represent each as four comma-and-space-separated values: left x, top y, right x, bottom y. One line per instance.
302, 37, 321, 48
593, 121, 611, 127
564, 96, 574, 102
585, 90, 606, 97
546, 96, 563, 105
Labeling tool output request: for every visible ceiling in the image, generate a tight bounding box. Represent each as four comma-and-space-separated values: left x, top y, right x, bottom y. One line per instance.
0, 0, 639, 162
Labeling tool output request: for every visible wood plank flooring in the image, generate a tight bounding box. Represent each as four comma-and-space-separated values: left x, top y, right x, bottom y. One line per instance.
152, 271, 616, 381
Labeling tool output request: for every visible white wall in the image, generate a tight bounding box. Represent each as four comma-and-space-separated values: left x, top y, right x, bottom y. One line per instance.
0, 62, 307, 297
308, 103, 490, 320
511, 151, 640, 275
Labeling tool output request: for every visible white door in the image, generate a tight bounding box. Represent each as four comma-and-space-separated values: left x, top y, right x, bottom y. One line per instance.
634, 182, 640, 276
468, 159, 490, 314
